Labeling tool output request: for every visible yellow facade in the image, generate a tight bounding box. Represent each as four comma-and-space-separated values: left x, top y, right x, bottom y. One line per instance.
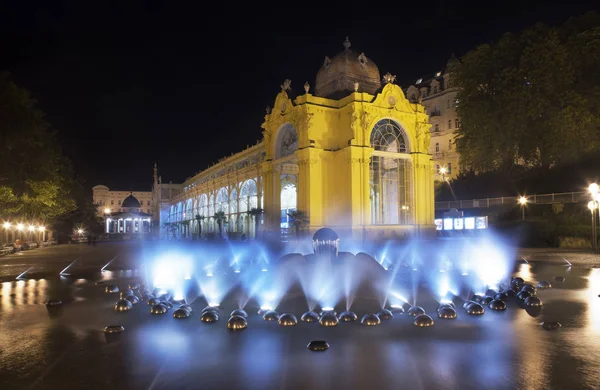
161, 39, 436, 241
261, 81, 435, 240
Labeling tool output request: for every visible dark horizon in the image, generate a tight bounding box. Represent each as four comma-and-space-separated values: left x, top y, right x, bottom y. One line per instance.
1, 0, 597, 192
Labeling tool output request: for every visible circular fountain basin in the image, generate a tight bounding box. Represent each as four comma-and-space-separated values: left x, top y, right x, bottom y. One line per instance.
230, 309, 248, 318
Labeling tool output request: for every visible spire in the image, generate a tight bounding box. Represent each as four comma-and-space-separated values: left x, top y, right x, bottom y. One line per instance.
343, 36, 351, 51
153, 163, 158, 185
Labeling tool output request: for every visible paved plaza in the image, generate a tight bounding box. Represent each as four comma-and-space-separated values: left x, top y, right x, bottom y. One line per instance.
1, 241, 600, 390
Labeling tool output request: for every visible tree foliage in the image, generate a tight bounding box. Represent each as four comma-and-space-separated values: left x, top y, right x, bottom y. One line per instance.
454, 12, 600, 172
0, 71, 78, 225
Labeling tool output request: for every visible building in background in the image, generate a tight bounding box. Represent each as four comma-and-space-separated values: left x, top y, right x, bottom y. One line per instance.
92, 186, 154, 235
92, 186, 153, 216
406, 55, 461, 181
158, 38, 436, 241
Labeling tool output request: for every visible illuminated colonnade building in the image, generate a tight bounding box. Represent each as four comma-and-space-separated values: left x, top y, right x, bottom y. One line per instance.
157, 38, 436, 241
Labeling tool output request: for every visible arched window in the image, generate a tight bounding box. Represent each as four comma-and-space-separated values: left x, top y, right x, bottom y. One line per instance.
230, 189, 238, 214
280, 175, 297, 229
433, 86, 438, 94
435, 143, 440, 153
448, 139, 452, 151
448, 120, 452, 129
239, 179, 257, 213
216, 187, 228, 213
370, 119, 408, 153
369, 119, 413, 225
200, 194, 207, 217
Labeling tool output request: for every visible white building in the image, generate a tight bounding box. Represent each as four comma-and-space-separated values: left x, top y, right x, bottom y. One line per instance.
406, 55, 461, 181
92, 185, 153, 216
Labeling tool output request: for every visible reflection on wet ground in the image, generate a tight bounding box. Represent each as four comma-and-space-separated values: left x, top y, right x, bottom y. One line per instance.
1, 242, 600, 390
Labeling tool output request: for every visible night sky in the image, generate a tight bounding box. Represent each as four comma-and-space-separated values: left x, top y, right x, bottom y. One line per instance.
1, 0, 597, 192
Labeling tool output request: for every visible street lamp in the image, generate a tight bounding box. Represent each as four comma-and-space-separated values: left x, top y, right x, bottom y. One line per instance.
439, 166, 448, 182
3, 221, 10, 244
589, 183, 600, 251
104, 208, 111, 214
38, 226, 46, 242
518, 196, 528, 221
588, 201, 597, 251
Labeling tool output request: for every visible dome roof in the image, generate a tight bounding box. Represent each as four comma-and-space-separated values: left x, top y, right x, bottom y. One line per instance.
315, 37, 381, 99
122, 193, 141, 208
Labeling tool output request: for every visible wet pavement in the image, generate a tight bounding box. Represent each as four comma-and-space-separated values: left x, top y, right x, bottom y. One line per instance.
1, 241, 600, 390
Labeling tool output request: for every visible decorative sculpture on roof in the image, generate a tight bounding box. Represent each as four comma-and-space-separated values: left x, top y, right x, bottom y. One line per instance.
323, 56, 331, 69
353, 81, 360, 92
382, 72, 397, 84
266, 105, 272, 114
343, 36, 351, 50
281, 79, 292, 92
358, 53, 368, 68
304, 81, 310, 94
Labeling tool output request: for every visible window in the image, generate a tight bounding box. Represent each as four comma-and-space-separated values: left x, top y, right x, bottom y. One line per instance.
436, 164, 440, 173
435, 142, 440, 152
447, 99, 451, 108
455, 118, 460, 128
147, 200, 151, 206
118, 200, 121, 205
434, 124, 439, 132
447, 163, 452, 173
370, 119, 407, 153
369, 119, 413, 225
111, 200, 114, 205
422, 89, 427, 97
411, 94, 415, 101
433, 86, 438, 94
448, 120, 452, 129
448, 139, 452, 150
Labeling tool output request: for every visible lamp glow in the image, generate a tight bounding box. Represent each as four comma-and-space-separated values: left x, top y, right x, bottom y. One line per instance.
439, 167, 447, 174
589, 201, 597, 211
3, 222, 10, 229
17, 223, 24, 231
589, 183, 599, 195
104, 208, 111, 214
28, 225, 35, 232
518, 196, 527, 205
38, 226, 45, 232
77, 228, 84, 234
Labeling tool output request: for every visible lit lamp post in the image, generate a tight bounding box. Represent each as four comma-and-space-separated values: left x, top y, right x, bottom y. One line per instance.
589, 183, 599, 251
3, 222, 10, 244
588, 201, 597, 251
16, 223, 24, 241
439, 166, 448, 182
518, 196, 528, 221
28, 225, 35, 241
38, 226, 46, 242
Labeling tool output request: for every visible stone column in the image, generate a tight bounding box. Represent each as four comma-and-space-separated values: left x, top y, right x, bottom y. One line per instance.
410, 152, 435, 232
260, 160, 278, 233
296, 147, 323, 231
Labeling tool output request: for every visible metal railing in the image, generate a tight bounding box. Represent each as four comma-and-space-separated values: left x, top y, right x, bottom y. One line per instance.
435, 191, 588, 210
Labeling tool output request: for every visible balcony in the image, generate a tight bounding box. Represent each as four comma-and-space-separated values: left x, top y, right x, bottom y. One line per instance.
429, 110, 441, 117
